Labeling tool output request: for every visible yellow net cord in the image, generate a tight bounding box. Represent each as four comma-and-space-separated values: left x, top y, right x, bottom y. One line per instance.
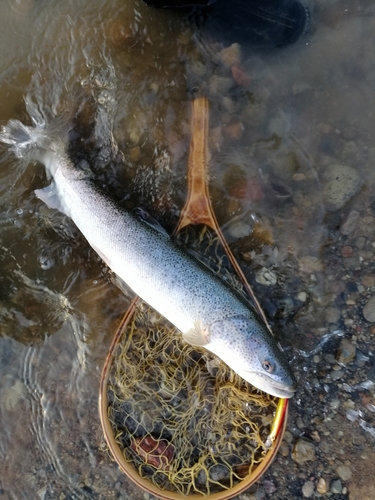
107, 302, 279, 496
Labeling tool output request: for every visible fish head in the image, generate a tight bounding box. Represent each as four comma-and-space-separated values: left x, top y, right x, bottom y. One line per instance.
209, 315, 297, 398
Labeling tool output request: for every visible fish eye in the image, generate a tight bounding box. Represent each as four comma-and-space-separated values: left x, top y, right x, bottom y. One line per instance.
262, 359, 275, 373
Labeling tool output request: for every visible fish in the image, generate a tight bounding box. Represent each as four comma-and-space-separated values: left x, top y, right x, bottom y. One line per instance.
0, 117, 297, 398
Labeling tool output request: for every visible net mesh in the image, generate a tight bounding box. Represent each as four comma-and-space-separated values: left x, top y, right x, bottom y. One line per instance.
107, 301, 278, 496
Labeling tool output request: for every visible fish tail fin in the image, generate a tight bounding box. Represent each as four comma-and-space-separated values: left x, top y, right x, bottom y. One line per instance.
0, 119, 48, 159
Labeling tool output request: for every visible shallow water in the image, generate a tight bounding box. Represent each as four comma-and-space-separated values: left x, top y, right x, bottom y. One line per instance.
1, 0, 375, 499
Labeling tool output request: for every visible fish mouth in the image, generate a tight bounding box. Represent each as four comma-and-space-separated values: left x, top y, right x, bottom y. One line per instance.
241, 372, 297, 399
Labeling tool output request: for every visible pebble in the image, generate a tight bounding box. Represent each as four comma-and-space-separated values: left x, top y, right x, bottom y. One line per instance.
363, 275, 375, 287
292, 438, 316, 463
358, 249, 374, 260
255, 267, 277, 286
331, 479, 343, 494
227, 220, 252, 239
336, 464, 352, 481
210, 464, 229, 482
209, 75, 234, 95
322, 163, 363, 211
336, 338, 356, 364
263, 480, 277, 494
325, 306, 340, 324
302, 480, 315, 498
216, 43, 241, 68
319, 439, 330, 453
279, 442, 289, 457
331, 369, 343, 380
283, 430, 293, 444
299, 255, 324, 273
190, 60, 207, 76
341, 245, 353, 257
317, 477, 328, 494
363, 296, 375, 322
340, 209, 360, 235
358, 215, 375, 238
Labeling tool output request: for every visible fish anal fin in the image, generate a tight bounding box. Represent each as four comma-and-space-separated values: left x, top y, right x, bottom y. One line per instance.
182, 321, 210, 346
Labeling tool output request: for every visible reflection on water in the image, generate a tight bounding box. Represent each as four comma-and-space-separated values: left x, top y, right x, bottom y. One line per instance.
1, 0, 375, 498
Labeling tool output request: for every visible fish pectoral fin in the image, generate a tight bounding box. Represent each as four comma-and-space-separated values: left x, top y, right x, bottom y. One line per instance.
35, 184, 66, 214
132, 207, 169, 238
182, 321, 210, 346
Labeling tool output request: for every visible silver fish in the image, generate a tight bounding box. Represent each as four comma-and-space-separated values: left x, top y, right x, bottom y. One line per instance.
0, 118, 297, 398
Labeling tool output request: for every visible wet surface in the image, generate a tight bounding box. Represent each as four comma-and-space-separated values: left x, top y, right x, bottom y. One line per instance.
1, 0, 375, 499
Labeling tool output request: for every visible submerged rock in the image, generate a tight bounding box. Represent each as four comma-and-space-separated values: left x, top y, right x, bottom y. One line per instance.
322, 163, 363, 211
292, 437, 316, 463
363, 296, 375, 323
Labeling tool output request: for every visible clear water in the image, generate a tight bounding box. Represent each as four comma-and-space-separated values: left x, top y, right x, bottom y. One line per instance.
0, 0, 375, 498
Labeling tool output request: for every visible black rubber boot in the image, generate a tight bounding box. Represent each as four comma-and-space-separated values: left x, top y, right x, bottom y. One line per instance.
143, 0, 215, 7
200, 0, 310, 47
142, 0, 310, 47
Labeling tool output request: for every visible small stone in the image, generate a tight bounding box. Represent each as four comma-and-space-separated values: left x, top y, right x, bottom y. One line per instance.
329, 398, 340, 410
331, 369, 343, 380
279, 442, 289, 457
331, 479, 342, 494
317, 477, 328, 494
224, 121, 243, 140
227, 220, 252, 239
319, 439, 330, 453
299, 256, 324, 273
341, 245, 353, 257
292, 438, 316, 463
358, 249, 374, 260
324, 353, 336, 364
302, 480, 315, 498
255, 267, 277, 286
231, 65, 251, 87
340, 209, 360, 235
336, 464, 352, 481
222, 97, 235, 113
210, 464, 229, 482
190, 60, 207, 76
292, 173, 306, 181
325, 306, 340, 324
283, 430, 293, 444
322, 163, 363, 211
363, 296, 375, 322
209, 75, 234, 95
296, 416, 305, 430
297, 291, 307, 302
216, 43, 241, 67
263, 480, 276, 494
358, 215, 375, 238
336, 338, 356, 364
311, 430, 321, 443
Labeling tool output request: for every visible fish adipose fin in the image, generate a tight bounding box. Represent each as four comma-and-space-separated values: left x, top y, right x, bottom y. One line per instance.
183, 321, 210, 346
35, 184, 67, 214
132, 207, 169, 238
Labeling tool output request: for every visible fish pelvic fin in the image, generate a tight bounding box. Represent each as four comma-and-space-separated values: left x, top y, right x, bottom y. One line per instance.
35, 183, 68, 215
182, 321, 210, 346
132, 207, 170, 238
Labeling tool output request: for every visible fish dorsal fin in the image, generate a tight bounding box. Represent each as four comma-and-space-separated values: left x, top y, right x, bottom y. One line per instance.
182, 320, 210, 346
132, 207, 169, 238
35, 183, 68, 215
